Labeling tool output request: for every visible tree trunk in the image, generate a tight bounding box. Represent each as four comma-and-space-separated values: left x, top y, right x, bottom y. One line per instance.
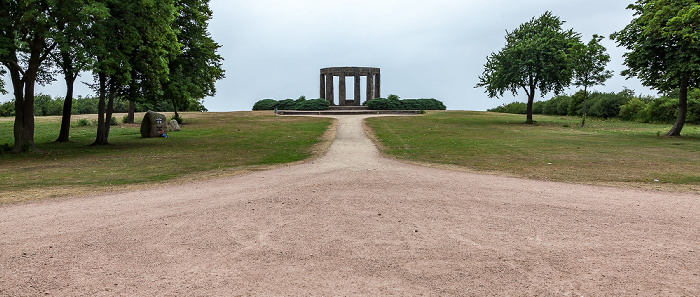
172, 98, 180, 120
93, 72, 107, 145
11, 35, 44, 152
127, 99, 135, 123
665, 76, 689, 137
103, 82, 116, 143
9, 59, 25, 152
525, 84, 536, 124
57, 54, 77, 142
580, 86, 588, 128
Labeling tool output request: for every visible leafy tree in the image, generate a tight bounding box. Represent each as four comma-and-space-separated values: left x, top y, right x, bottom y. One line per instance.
476, 11, 580, 124
51, 0, 103, 142
571, 35, 614, 127
611, 0, 700, 136
0, 0, 57, 151
156, 0, 224, 121
87, 0, 179, 145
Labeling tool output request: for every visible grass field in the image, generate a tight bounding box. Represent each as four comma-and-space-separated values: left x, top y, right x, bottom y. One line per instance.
0, 112, 333, 204
366, 111, 700, 193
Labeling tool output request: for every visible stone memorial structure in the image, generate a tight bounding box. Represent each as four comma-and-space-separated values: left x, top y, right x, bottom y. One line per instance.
140, 111, 168, 138
320, 67, 380, 106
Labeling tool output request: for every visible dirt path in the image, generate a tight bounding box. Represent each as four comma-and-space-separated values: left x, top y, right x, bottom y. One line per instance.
1, 115, 699, 296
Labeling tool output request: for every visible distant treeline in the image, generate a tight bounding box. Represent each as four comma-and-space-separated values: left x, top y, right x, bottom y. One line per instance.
0, 94, 208, 118
488, 89, 700, 124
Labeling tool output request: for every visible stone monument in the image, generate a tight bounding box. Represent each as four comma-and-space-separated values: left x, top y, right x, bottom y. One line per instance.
140, 111, 168, 138
320, 67, 380, 106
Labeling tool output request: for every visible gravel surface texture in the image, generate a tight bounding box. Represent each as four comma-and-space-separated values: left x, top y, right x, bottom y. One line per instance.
1, 114, 699, 296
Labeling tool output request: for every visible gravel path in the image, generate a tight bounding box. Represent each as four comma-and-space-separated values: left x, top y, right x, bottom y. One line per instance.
1, 114, 699, 296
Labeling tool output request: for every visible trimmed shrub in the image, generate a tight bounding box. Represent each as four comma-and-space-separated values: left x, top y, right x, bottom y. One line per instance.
252, 97, 330, 111
295, 98, 330, 110
367, 98, 403, 110
275, 99, 297, 110
252, 99, 277, 111
367, 97, 446, 110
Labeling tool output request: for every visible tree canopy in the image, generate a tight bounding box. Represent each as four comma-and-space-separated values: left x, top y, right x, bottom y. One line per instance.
611, 0, 700, 136
571, 34, 614, 127
0, 0, 224, 149
476, 11, 580, 124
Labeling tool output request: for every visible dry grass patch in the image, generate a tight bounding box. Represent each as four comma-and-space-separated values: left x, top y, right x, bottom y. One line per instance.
0, 111, 333, 204
365, 111, 700, 193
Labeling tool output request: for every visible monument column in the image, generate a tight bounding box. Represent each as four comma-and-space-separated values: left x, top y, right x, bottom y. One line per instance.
354, 72, 361, 106
320, 73, 326, 102
366, 73, 374, 103
339, 74, 346, 106
326, 73, 334, 105
374, 73, 381, 99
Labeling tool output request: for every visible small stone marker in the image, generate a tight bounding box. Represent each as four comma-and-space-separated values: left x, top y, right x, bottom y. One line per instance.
168, 119, 181, 132
140, 111, 168, 138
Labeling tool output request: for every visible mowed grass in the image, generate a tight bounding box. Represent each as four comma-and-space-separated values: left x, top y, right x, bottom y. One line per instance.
366, 111, 700, 193
0, 111, 332, 204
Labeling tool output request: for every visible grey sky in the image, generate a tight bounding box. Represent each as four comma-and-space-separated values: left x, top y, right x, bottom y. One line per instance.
3, 0, 656, 111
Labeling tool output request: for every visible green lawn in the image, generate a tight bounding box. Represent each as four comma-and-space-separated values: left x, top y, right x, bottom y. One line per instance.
0, 112, 332, 203
366, 111, 700, 193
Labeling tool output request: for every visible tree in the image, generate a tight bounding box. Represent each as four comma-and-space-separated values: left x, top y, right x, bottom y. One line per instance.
51, 0, 102, 142
611, 0, 700, 136
571, 35, 614, 127
158, 0, 224, 121
0, 0, 57, 151
87, 0, 179, 145
477, 11, 580, 124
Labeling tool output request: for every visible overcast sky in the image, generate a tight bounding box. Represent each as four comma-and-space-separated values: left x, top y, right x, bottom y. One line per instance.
3, 0, 657, 111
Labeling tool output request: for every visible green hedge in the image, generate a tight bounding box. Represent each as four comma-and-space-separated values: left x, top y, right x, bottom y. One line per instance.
366, 96, 446, 110
252, 96, 329, 111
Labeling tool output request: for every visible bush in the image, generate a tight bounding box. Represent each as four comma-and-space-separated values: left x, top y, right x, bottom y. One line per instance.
487, 102, 527, 114
639, 96, 678, 123
34, 94, 63, 116
0, 100, 14, 117
171, 114, 183, 124
367, 98, 403, 110
567, 90, 586, 116
252, 99, 278, 111
295, 98, 329, 110
401, 99, 446, 110
686, 89, 700, 124
542, 95, 570, 115
110, 116, 118, 126
367, 97, 446, 110
619, 97, 648, 121
76, 118, 90, 126
275, 99, 297, 110
588, 91, 633, 119
252, 97, 330, 111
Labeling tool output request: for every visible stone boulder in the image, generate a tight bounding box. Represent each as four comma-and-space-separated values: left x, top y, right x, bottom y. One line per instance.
168, 119, 181, 132
140, 111, 168, 138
